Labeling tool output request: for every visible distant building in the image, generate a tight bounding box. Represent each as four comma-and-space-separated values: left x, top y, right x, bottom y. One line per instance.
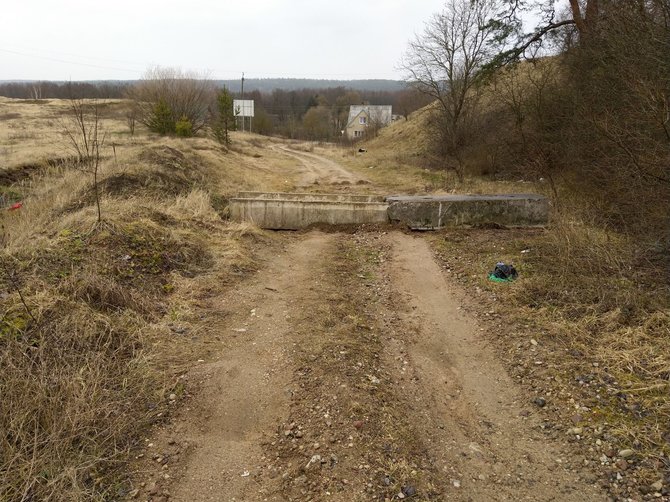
345, 105, 392, 139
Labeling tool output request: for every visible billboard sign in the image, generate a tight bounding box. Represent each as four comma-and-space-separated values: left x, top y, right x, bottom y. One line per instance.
233, 99, 254, 118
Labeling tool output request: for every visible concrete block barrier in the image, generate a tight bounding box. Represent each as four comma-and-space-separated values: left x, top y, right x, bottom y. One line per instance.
386, 194, 549, 229
229, 192, 549, 230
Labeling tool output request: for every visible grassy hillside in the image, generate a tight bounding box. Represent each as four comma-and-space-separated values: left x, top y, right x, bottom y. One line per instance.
0, 98, 298, 500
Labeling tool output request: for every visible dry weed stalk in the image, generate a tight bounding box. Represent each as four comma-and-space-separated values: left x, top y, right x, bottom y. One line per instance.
60, 95, 106, 222
0, 225, 35, 323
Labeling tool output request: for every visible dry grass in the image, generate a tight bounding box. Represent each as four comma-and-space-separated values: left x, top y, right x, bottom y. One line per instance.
0, 97, 287, 500
427, 215, 670, 485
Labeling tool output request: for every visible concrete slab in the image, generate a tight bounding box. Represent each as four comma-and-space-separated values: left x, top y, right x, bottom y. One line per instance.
386, 193, 549, 229
230, 192, 389, 230
229, 192, 549, 230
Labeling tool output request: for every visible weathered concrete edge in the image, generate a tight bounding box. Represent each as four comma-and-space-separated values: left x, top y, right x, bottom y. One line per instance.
230, 198, 389, 230
229, 192, 550, 230
386, 196, 550, 230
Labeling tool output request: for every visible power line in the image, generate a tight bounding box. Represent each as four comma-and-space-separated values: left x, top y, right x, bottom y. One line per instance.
0, 46, 401, 80
0, 48, 142, 75
2, 43, 151, 68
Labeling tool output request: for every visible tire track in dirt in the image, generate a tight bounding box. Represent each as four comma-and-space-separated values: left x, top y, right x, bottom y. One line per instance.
147, 232, 336, 502
271, 145, 366, 187
382, 232, 606, 501
138, 230, 606, 502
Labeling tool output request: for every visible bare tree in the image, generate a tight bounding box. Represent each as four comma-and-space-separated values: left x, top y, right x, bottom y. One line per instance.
400, 0, 508, 180
61, 96, 106, 222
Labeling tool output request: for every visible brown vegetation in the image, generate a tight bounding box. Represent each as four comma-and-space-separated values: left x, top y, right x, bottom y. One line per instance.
0, 98, 293, 501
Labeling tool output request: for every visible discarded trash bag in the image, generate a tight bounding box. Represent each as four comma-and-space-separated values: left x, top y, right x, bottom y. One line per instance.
488, 262, 518, 282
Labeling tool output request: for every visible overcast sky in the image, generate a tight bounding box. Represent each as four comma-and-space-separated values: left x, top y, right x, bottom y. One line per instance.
1, 0, 450, 81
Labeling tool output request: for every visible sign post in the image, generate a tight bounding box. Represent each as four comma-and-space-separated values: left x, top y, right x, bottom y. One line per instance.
233, 99, 255, 132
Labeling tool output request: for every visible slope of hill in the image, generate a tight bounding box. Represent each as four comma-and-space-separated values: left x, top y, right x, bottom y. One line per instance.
0, 97, 310, 500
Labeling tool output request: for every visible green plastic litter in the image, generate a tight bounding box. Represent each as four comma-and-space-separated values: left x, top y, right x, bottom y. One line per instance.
488, 273, 515, 283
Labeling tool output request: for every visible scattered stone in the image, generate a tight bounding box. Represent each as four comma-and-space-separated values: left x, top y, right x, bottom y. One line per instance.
568, 427, 583, 435
402, 485, 417, 497
615, 459, 628, 471
305, 454, 322, 470
571, 414, 583, 424
533, 397, 546, 408
353, 420, 364, 430
397, 492, 405, 499
147, 482, 159, 495
618, 449, 635, 458
453, 479, 461, 488
651, 480, 663, 491
168, 394, 177, 401
293, 475, 307, 486
530, 339, 538, 346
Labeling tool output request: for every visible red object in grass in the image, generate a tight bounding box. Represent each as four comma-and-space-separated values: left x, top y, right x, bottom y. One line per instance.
8, 202, 23, 210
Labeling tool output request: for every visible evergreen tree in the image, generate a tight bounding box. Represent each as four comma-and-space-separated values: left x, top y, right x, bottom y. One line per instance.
213, 88, 236, 146
148, 98, 175, 134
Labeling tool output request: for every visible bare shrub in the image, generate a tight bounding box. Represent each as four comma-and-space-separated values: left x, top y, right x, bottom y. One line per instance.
126, 106, 137, 136
128, 67, 215, 135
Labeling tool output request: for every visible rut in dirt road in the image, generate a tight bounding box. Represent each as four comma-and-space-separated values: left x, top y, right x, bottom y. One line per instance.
145, 230, 606, 502
161, 232, 336, 502
258, 231, 604, 501
382, 233, 606, 501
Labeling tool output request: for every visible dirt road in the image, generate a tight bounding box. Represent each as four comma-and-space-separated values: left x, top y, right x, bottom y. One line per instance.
271, 145, 366, 187
139, 231, 605, 502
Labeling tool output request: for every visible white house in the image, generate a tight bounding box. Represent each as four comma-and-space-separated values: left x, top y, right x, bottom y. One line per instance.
345, 105, 393, 139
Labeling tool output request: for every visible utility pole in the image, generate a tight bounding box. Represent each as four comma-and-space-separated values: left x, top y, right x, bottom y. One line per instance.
241, 72, 245, 132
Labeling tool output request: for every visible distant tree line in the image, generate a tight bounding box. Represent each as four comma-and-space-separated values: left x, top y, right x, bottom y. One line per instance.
0, 81, 128, 99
